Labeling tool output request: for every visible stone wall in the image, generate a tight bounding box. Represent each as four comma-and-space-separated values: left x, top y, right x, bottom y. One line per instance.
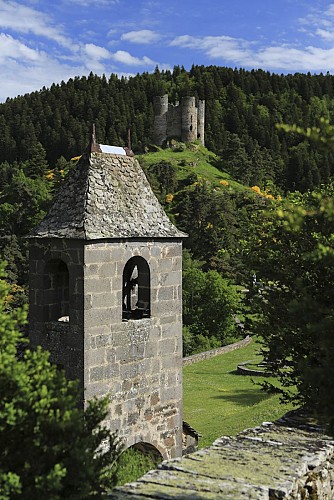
110, 411, 334, 499
197, 99, 205, 146
167, 102, 181, 140
180, 96, 198, 143
29, 237, 184, 460
183, 335, 252, 366
153, 95, 168, 146
83, 239, 183, 459
29, 238, 85, 383
153, 95, 205, 146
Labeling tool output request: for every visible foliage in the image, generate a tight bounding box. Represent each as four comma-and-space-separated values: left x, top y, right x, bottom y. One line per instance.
116, 447, 161, 486
245, 181, 334, 433
2, 66, 334, 192
183, 338, 293, 447
3, 66, 334, 300
142, 160, 177, 203
182, 251, 243, 355
0, 264, 122, 498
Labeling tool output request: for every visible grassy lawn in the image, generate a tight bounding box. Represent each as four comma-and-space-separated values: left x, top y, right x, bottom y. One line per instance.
183, 338, 294, 448
138, 145, 246, 192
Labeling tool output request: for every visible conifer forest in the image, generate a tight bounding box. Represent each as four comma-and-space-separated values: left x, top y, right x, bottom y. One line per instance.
2, 64, 334, 441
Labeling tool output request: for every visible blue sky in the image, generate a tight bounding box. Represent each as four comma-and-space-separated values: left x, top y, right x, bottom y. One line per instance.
2, 0, 334, 101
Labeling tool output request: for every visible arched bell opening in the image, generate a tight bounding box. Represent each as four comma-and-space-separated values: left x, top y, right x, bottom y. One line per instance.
122, 256, 150, 320
43, 258, 70, 323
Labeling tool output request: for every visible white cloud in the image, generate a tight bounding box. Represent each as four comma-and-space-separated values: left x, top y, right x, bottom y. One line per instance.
255, 45, 334, 72
170, 35, 253, 63
84, 43, 110, 60
315, 28, 334, 42
0, 47, 85, 101
81, 43, 112, 72
0, 0, 74, 49
121, 29, 160, 44
170, 33, 334, 72
0, 33, 42, 63
325, 3, 334, 17
111, 50, 155, 66
298, 3, 334, 45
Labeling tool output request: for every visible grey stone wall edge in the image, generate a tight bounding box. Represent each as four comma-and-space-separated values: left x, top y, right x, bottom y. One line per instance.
109, 411, 334, 499
183, 335, 252, 366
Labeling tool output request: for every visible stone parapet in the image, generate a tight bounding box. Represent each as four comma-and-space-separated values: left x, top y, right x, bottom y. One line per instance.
183, 335, 252, 366
110, 411, 334, 499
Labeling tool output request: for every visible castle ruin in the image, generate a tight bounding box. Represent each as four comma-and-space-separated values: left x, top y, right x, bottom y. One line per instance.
153, 95, 205, 146
28, 130, 186, 460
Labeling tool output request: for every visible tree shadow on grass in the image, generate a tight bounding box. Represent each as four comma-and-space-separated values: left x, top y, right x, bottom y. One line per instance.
211, 387, 271, 407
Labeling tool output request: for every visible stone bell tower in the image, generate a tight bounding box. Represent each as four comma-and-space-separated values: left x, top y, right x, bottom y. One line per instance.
28, 130, 186, 459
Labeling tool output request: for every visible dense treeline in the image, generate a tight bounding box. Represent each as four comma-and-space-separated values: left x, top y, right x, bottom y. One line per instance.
2, 64, 334, 349
2, 66, 334, 192
2, 65, 334, 493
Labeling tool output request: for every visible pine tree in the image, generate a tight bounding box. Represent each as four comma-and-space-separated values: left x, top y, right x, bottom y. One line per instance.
0, 264, 122, 498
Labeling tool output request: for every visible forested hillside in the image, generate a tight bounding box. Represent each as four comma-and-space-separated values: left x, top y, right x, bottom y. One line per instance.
2, 65, 334, 192
1, 65, 334, 355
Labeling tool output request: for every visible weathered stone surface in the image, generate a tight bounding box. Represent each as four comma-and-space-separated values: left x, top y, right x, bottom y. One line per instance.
29, 149, 185, 462
30, 153, 186, 240
110, 413, 334, 499
153, 95, 205, 146
183, 336, 252, 366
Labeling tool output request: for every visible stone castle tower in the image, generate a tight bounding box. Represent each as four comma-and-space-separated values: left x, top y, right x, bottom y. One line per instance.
153, 95, 205, 146
28, 131, 186, 459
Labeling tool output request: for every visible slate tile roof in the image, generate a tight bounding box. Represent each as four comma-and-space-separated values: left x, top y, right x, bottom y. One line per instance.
31, 151, 186, 240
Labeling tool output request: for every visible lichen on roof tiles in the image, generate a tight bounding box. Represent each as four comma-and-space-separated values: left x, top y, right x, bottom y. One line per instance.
31, 152, 186, 240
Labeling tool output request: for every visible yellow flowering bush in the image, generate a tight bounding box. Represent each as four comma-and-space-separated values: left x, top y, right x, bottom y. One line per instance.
251, 185, 261, 194
45, 170, 55, 181
165, 193, 174, 203
219, 179, 229, 186
250, 185, 281, 201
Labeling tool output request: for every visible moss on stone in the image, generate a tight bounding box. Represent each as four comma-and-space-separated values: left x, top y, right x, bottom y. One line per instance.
109, 416, 334, 499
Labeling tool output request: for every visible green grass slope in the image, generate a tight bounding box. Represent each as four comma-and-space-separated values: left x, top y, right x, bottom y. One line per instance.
138, 142, 246, 192
183, 339, 294, 448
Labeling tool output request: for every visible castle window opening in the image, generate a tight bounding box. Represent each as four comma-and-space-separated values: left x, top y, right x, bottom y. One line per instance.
43, 259, 70, 322
122, 256, 150, 320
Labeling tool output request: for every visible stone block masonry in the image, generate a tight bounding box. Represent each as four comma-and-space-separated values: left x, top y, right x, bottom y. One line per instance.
183, 335, 252, 366
153, 95, 205, 146
29, 237, 183, 460
110, 411, 334, 499
83, 239, 183, 460
29, 150, 186, 461
29, 238, 85, 382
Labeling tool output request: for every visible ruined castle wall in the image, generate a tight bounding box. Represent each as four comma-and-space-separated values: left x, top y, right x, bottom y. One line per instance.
181, 96, 197, 143
83, 239, 183, 460
166, 102, 181, 139
153, 95, 205, 146
153, 95, 168, 145
197, 100, 205, 146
